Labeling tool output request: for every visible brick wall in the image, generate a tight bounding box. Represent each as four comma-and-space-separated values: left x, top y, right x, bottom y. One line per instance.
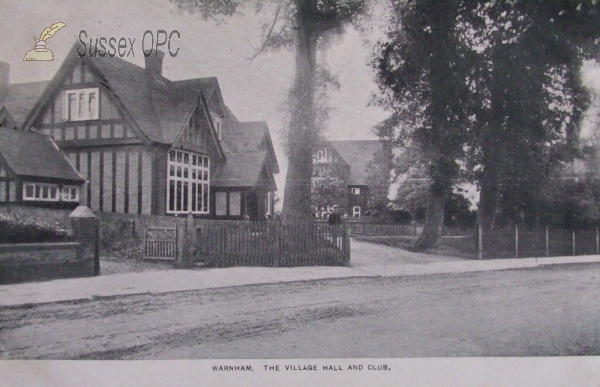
0, 242, 95, 284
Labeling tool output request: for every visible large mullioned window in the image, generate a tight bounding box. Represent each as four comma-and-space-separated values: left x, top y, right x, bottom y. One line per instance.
167, 149, 209, 214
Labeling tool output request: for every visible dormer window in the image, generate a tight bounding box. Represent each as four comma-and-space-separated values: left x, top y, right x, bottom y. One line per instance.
64, 88, 99, 121
315, 149, 328, 162
211, 113, 222, 141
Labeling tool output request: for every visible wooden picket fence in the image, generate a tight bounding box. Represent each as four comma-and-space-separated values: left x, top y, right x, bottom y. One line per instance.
195, 221, 350, 268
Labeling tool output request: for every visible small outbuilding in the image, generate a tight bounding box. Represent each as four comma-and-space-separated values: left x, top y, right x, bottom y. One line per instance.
0, 127, 84, 209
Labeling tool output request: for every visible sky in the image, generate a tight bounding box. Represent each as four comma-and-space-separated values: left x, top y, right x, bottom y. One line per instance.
0, 0, 389, 209
1, 0, 600, 210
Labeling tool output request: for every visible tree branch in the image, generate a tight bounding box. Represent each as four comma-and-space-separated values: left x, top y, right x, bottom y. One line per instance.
247, 3, 282, 63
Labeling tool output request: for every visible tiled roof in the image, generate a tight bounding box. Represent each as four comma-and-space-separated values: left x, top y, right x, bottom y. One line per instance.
212, 151, 268, 187
223, 121, 267, 153
0, 128, 83, 182
0, 81, 49, 128
329, 140, 382, 186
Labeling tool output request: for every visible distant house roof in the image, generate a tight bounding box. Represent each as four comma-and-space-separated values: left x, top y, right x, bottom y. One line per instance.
0, 81, 49, 129
329, 140, 382, 186
0, 128, 84, 183
213, 151, 275, 189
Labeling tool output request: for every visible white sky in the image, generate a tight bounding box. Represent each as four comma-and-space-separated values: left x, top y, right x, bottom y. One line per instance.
0, 0, 388, 208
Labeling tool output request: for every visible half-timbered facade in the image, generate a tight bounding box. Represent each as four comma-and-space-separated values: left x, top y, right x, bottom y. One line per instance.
312, 140, 382, 219
1, 42, 278, 219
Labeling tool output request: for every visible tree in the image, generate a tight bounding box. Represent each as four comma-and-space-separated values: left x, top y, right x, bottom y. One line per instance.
172, 0, 369, 223
372, 0, 475, 249
311, 175, 347, 213
462, 0, 600, 231
374, 0, 600, 249
364, 142, 393, 217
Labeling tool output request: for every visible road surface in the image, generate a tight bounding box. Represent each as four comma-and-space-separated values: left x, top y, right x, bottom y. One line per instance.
1, 263, 599, 359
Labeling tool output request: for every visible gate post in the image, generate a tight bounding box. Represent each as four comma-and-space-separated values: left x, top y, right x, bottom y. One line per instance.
478, 224, 483, 260
343, 223, 351, 266
176, 213, 195, 269
69, 206, 100, 276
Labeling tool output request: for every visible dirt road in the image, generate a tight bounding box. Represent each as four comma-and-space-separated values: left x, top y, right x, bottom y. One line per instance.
1, 263, 599, 359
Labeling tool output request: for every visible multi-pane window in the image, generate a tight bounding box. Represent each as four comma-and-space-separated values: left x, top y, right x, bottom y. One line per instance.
350, 187, 361, 195
23, 182, 60, 201
211, 113, 222, 141
63, 88, 99, 121
167, 149, 210, 214
314, 149, 328, 162
265, 191, 273, 216
62, 186, 80, 202
353, 206, 361, 218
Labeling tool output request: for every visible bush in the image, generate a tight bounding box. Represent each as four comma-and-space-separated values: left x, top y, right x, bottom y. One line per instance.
0, 213, 74, 244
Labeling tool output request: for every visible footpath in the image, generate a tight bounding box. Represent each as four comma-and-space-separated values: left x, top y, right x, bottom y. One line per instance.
1, 240, 600, 307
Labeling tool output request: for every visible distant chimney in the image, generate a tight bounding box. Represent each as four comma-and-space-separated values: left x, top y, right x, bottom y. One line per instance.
0, 61, 9, 102
144, 50, 165, 79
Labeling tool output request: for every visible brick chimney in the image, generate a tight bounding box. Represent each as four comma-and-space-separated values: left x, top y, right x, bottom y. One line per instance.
144, 50, 165, 79
0, 61, 9, 102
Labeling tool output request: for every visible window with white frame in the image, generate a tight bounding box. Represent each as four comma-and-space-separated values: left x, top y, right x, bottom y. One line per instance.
167, 149, 210, 214
23, 182, 60, 202
351, 187, 361, 195
265, 191, 273, 216
63, 88, 99, 121
314, 148, 328, 162
211, 113, 222, 141
62, 185, 80, 202
353, 206, 361, 218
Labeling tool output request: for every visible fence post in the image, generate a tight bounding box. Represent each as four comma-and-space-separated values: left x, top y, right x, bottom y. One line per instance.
515, 225, 519, 259
572, 230, 576, 256
478, 224, 483, 260
175, 221, 185, 268
343, 223, 351, 266
545, 226, 549, 257
596, 228, 599, 255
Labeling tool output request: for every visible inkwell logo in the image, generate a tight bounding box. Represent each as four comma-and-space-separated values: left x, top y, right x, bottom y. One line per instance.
23, 22, 66, 61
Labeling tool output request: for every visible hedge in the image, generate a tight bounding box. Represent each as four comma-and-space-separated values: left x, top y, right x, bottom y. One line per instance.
0, 213, 74, 244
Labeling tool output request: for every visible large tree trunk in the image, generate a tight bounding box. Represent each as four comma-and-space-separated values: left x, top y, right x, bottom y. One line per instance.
281, 15, 318, 224
477, 168, 498, 231
477, 38, 504, 232
413, 183, 447, 250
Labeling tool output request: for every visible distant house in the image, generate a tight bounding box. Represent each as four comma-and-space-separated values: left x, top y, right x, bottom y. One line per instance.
0, 128, 84, 209
0, 41, 278, 220
312, 140, 382, 219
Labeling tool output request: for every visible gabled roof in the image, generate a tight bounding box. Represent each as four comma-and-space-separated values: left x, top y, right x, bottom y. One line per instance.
212, 151, 271, 188
329, 140, 382, 186
0, 81, 49, 129
223, 121, 280, 174
0, 128, 83, 182
23, 42, 226, 159
223, 121, 268, 153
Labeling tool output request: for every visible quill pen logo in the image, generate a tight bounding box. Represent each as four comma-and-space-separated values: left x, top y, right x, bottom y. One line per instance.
23, 22, 66, 61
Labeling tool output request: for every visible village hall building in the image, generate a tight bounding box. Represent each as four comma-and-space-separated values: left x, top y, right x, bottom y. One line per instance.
0, 42, 279, 220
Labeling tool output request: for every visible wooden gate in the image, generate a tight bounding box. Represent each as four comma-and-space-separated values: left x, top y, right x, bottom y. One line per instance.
144, 226, 177, 260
